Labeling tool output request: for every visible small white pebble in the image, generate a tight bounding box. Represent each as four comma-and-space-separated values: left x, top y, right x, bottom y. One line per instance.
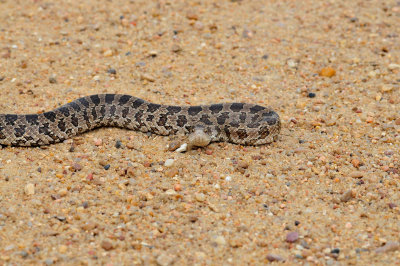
225, 176, 232, 181
176, 143, 187, 153
24, 183, 35, 195
195, 193, 205, 202
93, 138, 103, 146
164, 159, 174, 167
165, 189, 177, 195
214, 184, 220, 189
214, 236, 226, 246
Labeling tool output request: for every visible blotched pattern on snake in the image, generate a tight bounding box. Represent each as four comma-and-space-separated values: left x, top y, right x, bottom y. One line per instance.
0, 94, 280, 147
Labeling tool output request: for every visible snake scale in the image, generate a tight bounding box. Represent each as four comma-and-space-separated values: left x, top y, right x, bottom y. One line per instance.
0, 94, 280, 147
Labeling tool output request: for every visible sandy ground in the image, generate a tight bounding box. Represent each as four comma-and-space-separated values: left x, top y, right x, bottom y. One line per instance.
0, 0, 399, 265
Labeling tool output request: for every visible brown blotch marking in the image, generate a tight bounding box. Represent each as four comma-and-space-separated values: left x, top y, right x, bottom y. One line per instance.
209, 104, 223, 114
249, 105, 264, 114
119, 95, 131, 105
199, 114, 213, 125
167, 106, 182, 114
258, 126, 270, 139
26, 115, 40, 126
217, 112, 230, 125
79, 97, 90, 108
230, 103, 244, 112
157, 114, 168, 127
188, 106, 202, 116
176, 115, 187, 127
90, 95, 101, 105
132, 98, 145, 109
147, 103, 161, 113
105, 94, 115, 104
58, 119, 66, 132
235, 128, 248, 140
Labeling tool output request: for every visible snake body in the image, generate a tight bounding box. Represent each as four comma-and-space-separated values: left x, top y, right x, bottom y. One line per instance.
0, 94, 280, 147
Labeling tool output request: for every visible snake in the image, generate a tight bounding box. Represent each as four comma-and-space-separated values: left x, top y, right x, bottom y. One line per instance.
0, 94, 280, 147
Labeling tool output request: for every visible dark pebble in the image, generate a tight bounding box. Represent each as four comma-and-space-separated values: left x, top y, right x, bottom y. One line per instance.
356, 180, 365, 185
20, 250, 29, 258
286, 231, 299, 243
0, 76, 5, 81
82, 201, 89, 209
125, 51, 131, 56
299, 139, 306, 144
307, 92, 316, 98
388, 202, 397, 209
49, 77, 57, 84
107, 68, 117, 75
262, 54, 269, 60
115, 140, 122, 148
69, 145, 75, 152
104, 164, 110, 170
350, 17, 358, 23
266, 254, 284, 262
51, 194, 60, 200
331, 248, 340, 254
37, 167, 42, 173
295, 220, 300, 226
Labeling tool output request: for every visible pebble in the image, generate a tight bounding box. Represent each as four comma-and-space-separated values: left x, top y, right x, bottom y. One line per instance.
350, 171, 364, 178
186, 11, 198, 20
93, 138, 103, 146
107, 68, 117, 75
104, 164, 110, 170
103, 49, 113, 57
24, 183, 35, 195
49, 77, 57, 84
194, 21, 204, 30
59, 245, 68, 253
149, 50, 158, 57
214, 235, 226, 246
286, 231, 299, 243
287, 59, 298, 68
55, 216, 66, 222
44, 258, 54, 265
375, 241, 399, 253
195, 193, 206, 202
168, 141, 180, 151
156, 253, 175, 266
388, 63, 400, 70
266, 254, 284, 262
101, 240, 114, 251
140, 73, 156, 82
174, 183, 182, 191
164, 159, 174, 167
115, 140, 122, 148
340, 189, 355, 202
307, 92, 316, 98
59, 188, 68, 197
319, 67, 336, 77
175, 143, 187, 153
72, 162, 82, 171
171, 44, 182, 53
